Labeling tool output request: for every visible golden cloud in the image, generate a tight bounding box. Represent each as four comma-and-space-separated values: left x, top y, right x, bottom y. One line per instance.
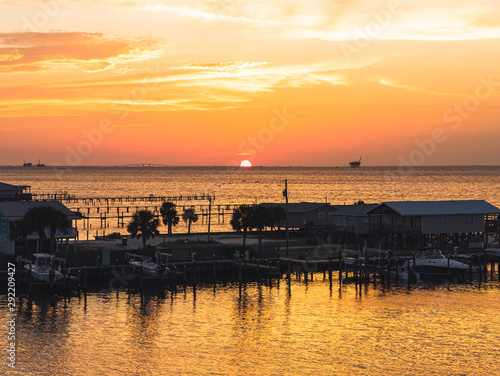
0, 32, 163, 72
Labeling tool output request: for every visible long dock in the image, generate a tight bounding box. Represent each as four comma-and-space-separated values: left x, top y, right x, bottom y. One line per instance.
4, 250, 500, 294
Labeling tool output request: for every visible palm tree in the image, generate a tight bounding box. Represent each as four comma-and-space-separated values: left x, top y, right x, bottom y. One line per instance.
250, 205, 271, 256
46, 207, 71, 252
9, 216, 34, 253
160, 201, 179, 236
268, 205, 286, 232
230, 205, 254, 250
127, 209, 160, 250
182, 208, 198, 235
24, 206, 50, 248
24, 206, 71, 252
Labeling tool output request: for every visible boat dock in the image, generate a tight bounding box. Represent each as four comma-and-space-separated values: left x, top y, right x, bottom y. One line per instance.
4, 249, 500, 294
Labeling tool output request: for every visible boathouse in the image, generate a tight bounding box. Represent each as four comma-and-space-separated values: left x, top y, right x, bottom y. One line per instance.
366, 200, 500, 248
0, 201, 81, 254
259, 202, 338, 229
0, 182, 32, 201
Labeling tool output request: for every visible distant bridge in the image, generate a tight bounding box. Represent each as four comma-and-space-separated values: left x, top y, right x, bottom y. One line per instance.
114, 163, 172, 168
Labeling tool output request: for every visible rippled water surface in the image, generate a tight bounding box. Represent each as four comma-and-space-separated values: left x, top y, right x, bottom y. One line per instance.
2, 279, 500, 375
1, 166, 500, 375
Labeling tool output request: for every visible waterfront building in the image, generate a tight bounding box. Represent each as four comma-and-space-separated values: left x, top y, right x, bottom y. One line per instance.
367, 200, 500, 248
0, 201, 81, 254
259, 202, 338, 229
0, 182, 32, 201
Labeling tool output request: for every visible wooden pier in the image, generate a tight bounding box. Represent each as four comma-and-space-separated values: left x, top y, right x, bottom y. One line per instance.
4, 249, 499, 294
30, 191, 251, 236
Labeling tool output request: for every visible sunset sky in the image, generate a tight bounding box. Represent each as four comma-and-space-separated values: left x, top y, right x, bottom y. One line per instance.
0, 0, 499, 166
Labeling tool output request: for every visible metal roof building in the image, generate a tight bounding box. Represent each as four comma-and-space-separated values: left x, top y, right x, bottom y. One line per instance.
259, 202, 338, 229
368, 200, 500, 217
366, 200, 500, 248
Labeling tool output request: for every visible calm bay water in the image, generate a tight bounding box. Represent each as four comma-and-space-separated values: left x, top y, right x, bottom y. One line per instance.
2, 279, 500, 375
1, 166, 500, 234
2, 166, 500, 375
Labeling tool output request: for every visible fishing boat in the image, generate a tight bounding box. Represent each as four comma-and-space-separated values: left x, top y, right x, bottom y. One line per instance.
36, 159, 46, 167
24, 253, 63, 283
23, 161, 32, 167
403, 246, 469, 278
349, 157, 362, 168
128, 254, 170, 277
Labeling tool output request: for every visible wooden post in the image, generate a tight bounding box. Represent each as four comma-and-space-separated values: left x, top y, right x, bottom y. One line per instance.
238, 258, 242, 283
447, 257, 450, 279
173, 265, 178, 287
469, 260, 473, 283
212, 254, 216, 277
355, 253, 359, 285
192, 260, 197, 285
395, 260, 399, 286
96, 255, 100, 283
287, 258, 291, 280
83, 266, 87, 290
381, 254, 386, 284
407, 258, 411, 289
256, 258, 260, 281
28, 268, 32, 294
328, 255, 332, 283
140, 263, 144, 289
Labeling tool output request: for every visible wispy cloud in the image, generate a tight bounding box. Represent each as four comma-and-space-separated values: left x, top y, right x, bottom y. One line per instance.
0, 32, 164, 73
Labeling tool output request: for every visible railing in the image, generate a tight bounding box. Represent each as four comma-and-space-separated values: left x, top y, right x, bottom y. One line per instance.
369, 224, 422, 234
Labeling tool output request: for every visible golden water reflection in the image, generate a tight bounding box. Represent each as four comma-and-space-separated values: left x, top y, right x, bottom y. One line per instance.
3, 280, 500, 375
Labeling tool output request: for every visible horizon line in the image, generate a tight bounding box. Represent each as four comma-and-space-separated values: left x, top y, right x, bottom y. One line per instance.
1, 164, 500, 168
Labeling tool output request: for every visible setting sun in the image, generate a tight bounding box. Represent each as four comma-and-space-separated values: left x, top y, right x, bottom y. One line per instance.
240, 160, 252, 168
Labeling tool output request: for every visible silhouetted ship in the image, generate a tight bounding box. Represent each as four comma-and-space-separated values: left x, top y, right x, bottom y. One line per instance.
23, 161, 32, 167
36, 159, 45, 167
349, 157, 362, 168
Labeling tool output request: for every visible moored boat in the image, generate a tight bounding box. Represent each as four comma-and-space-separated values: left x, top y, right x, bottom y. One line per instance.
403, 246, 469, 278
485, 245, 500, 257
24, 253, 63, 283
128, 254, 170, 277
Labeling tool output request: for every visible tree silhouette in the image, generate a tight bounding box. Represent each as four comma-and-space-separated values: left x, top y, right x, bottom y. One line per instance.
230, 205, 254, 250
23, 206, 71, 252
9, 216, 34, 253
127, 209, 160, 250
268, 205, 286, 232
160, 201, 179, 236
250, 205, 271, 256
182, 208, 198, 235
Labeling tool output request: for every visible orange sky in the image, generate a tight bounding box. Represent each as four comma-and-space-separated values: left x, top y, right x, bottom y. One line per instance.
0, 1, 499, 166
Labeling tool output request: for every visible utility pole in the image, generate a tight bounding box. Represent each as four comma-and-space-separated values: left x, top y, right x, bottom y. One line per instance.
207, 196, 212, 243
284, 179, 289, 256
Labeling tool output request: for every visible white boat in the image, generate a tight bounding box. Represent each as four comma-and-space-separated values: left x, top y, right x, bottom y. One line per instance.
129, 256, 170, 277
25, 253, 63, 283
485, 245, 500, 257
403, 247, 469, 278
